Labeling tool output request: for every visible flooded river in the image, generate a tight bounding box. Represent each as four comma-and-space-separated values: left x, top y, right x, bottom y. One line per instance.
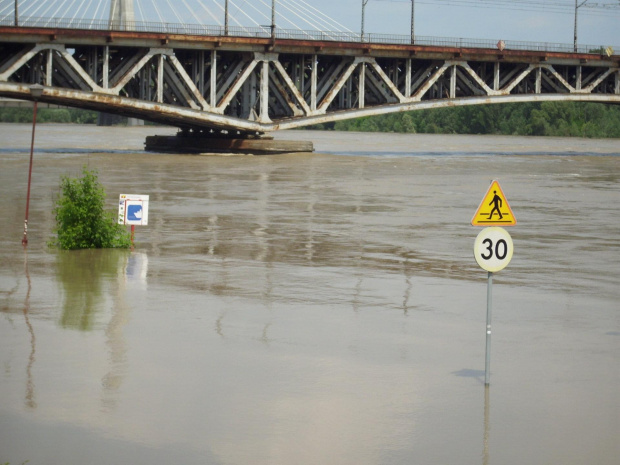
1, 125, 619, 465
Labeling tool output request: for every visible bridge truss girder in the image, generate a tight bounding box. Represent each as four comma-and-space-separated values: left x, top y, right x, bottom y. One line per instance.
0, 36, 619, 132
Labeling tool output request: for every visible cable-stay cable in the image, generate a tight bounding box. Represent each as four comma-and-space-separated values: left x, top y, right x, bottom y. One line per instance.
3, 0, 617, 37
288, 0, 353, 32
193, 0, 222, 26
251, 0, 317, 34
178, 0, 209, 26
162, 0, 185, 25
134, 0, 146, 23
229, 0, 270, 27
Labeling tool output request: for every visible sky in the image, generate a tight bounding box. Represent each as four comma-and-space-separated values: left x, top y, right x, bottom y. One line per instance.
318, 0, 618, 47
2, 0, 618, 48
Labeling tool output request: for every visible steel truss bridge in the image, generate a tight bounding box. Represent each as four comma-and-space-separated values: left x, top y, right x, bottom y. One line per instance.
1, 19, 619, 134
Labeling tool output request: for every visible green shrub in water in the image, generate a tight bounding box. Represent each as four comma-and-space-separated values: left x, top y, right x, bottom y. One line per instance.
50, 167, 131, 250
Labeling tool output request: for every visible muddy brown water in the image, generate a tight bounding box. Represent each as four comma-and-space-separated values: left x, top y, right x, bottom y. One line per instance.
1, 125, 619, 465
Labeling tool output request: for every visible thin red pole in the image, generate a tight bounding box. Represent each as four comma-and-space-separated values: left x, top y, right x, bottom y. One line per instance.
22, 100, 38, 246
131, 224, 135, 248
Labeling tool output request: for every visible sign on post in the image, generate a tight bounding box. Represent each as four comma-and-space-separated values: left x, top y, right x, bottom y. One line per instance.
118, 194, 149, 226
474, 227, 514, 272
471, 181, 516, 386
471, 180, 516, 226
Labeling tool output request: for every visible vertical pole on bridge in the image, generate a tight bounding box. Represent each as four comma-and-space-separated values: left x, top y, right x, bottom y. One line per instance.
573, 0, 578, 53
361, 0, 369, 42
14, 0, 18, 26
271, 0, 276, 39
225, 0, 229, 35
410, 0, 415, 44
573, 0, 589, 53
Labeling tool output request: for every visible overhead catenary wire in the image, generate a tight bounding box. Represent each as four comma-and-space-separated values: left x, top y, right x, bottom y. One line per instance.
373, 0, 620, 17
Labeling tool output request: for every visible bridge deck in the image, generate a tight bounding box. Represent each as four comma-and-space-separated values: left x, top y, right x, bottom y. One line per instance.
2, 25, 617, 62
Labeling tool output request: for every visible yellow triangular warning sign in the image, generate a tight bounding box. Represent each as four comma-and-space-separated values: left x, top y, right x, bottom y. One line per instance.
471, 180, 516, 226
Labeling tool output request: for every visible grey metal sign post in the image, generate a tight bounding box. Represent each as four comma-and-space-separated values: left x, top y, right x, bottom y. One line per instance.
485, 271, 493, 385
474, 226, 514, 385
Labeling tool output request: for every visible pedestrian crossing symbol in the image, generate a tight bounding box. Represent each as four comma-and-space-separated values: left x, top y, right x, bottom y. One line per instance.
471, 180, 516, 226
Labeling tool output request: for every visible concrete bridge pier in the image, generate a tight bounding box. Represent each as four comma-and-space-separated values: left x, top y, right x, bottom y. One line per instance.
144, 128, 314, 155
109, 0, 135, 30
97, 113, 144, 127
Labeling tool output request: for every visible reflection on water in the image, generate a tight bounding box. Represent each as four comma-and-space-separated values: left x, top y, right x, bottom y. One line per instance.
484, 386, 491, 465
54, 249, 147, 410
22, 250, 36, 410
56, 249, 129, 331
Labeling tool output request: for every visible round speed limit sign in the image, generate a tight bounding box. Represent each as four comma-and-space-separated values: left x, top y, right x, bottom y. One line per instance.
473, 227, 514, 272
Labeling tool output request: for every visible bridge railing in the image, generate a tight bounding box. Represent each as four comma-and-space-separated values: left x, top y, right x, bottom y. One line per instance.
1, 15, 616, 56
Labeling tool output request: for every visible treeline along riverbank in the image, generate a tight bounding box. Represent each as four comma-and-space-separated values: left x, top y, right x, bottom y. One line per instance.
1, 101, 619, 138
307, 102, 620, 138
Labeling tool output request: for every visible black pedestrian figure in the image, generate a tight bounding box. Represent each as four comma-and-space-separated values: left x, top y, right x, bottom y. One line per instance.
488, 191, 503, 220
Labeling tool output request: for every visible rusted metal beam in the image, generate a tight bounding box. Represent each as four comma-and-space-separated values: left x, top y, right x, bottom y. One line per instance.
1, 26, 616, 64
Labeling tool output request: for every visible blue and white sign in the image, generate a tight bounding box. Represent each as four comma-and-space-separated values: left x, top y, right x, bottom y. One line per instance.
127, 204, 143, 222
118, 194, 149, 225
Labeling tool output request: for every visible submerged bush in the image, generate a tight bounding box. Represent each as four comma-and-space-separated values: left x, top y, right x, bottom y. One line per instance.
50, 167, 131, 250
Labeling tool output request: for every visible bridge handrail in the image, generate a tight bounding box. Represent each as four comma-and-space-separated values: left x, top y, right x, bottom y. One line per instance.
1, 15, 617, 56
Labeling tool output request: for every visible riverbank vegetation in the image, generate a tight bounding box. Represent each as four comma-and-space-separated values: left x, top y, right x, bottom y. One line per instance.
49, 167, 131, 250
0, 107, 99, 124
308, 102, 620, 138
1, 101, 619, 137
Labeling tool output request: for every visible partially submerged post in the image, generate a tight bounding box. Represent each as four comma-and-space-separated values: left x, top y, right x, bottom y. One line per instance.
22, 84, 43, 247
471, 181, 517, 385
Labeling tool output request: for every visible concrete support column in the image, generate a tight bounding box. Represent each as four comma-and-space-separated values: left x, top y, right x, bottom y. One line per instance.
109, 0, 135, 30
103, 46, 109, 89
615, 71, 619, 95
157, 54, 164, 103
259, 61, 270, 122
127, 118, 144, 126
405, 59, 412, 98
197, 51, 205, 97
310, 55, 317, 111
46, 50, 53, 86
210, 50, 217, 107
535, 67, 542, 94
359, 63, 365, 109
299, 56, 305, 93
576, 66, 582, 91
493, 62, 500, 91
450, 65, 456, 98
